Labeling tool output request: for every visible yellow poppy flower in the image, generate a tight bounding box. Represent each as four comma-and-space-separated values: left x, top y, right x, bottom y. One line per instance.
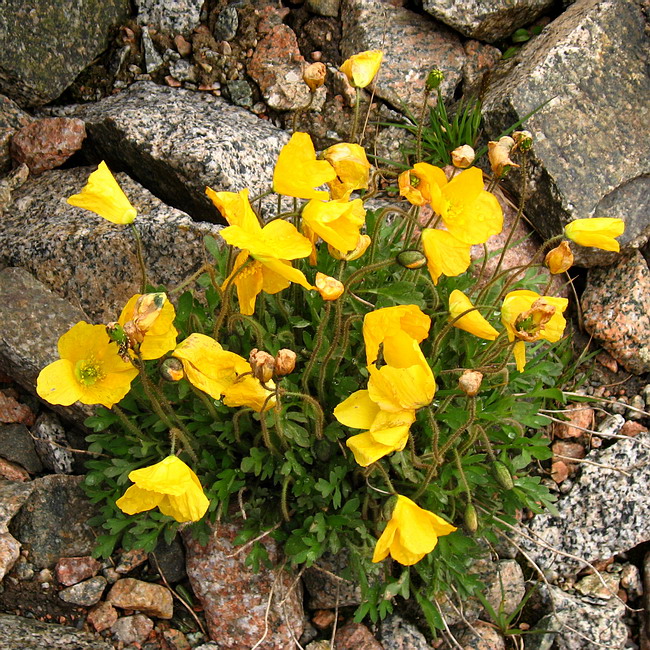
564, 218, 625, 252
37, 321, 138, 408
362, 305, 431, 365
302, 197, 366, 254
67, 161, 137, 225
340, 50, 383, 88
172, 333, 275, 412
448, 290, 499, 340
421, 228, 472, 285
116, 455, 209, 523
428, 166, 503, 245
206, 188, 314, 314
501, 290, 568, 372
272, 132, 337, 200
323, 142, 371, 200
117, 293, 178, 360
372, 495, 457, 566
398, 163, 447, 206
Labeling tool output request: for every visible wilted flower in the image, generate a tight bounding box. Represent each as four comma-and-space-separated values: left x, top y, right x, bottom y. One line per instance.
275, 349, 297, 376
451, 145, 475, 169
512, 130, 533, 152
116, 455, 209, 523
372, 495, 457, 565
488, 136, 519, 177
67, 161, 137, 225
323, 142, 371, 200
249, 348, 276, 383
501, 290, 568, 371
328, 233, 371, 261
458, 370, 483, 397
315, 272, 345, 301
564, 218, 625, 252
303, 62, 326, 91
545, 241, 574, 274
340, 50, 383, 88
448, 290, 499, 340
37, 322, 138, 408
272, 132, 337, 200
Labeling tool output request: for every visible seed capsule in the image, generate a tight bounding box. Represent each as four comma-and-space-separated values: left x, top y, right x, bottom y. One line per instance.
464, 502, 478, 534
396, 249, 427, 270
493, 461, 514, 490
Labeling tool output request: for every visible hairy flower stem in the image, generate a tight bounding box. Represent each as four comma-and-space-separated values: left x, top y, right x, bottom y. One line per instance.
330, 314, 364, 378
292, 90, 316, 133
415, 87, 432, 163
232, 408, 253, 445
345, 259, 395, 293
169, 263, 210, 295
453, 448, 472, 499
227, 313, 265, 348
476, 425, 497, 461
438, 397, 476, 460
370, 461, 396, 494
212, 257, 253, 338
302, 302, 332, 393
272, 392, 288, 449
317, 297, 343, 401
112, 404, 148, 442
282, 391, 324, 439
259, 410, 279, 456
350, 87, 361, 143
130, 224, 148, 293
430, 304, 497, 359
281, 476, 294, 522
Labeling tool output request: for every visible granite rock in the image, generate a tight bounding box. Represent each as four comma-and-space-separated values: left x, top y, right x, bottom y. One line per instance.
0, 0, 130, 107
0, 613, 111, 649
454, 620, 506, 650
520, 431, 650, 580
0, 94, 34, 174
481, 0, 650, 266
58, 575, 107, 606
306, 0, 341, 18
581, 251, 650, 374
340, 0, 465, 113
107, 577, 173, 618
135, 0, 204, 35
9, 475, 98, 569
0, 423, 43, 474
0, 532, 21, 582
32, 412, 74, 474
110, 613, 154, 644
55, 556, 102, 587
64, 82, 291, 222
87, 601, 118, 633
0, 167, 222, 322
335, 622, 382, 649
184, 522, 304, 647
379, 614, 431, 649
0, 458, 30, 482
422, 0, 554, 42
302, 550, 362, 609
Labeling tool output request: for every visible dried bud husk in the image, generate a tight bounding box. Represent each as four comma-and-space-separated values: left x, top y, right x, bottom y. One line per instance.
458, 370, 483, 397
488, 136, 519, 178
303, 62, 326, 92
396, 249, 427, 270
545, 240, 574, 274
493, 461, 514, 490
451, 144, 475, 169
106, 322, 131, 360
160, 357, 184, 382
513, 130, 533, 152
328, 234, 371, 261
275, 349, 297, 376
249, 348, 276, 383
315, 272, 345, 301
426, 68, 444, 91
514, 299, 557, 341
464, 502, 478, 534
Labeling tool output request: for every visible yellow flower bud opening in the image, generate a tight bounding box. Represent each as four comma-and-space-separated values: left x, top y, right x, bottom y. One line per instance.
340, 50, 383, 88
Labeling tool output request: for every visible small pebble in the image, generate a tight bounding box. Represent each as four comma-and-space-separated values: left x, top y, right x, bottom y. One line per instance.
611, 396, 628, 415
629, 394, 646, 420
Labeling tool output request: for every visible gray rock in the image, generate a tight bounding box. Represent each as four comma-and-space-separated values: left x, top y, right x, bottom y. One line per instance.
454, 620, 506, 650
135, 0, 204, 35
520, 431, 650, 580
150, 536, 186, 584
527, 585, 627, 650
0, 167, 222, 323
422, 0, 554, 42
226, 80, 253, 108
64, 82, 291, 222
306, 0, 341, 17
9, 474, 98, 569
32, 412, 73, 474
0, 0, 130, 107
302, 550, 362, 609
110, 614, 154, 644
0, 480, 35, 533
213, 5, 239, 42
168, 58, 199, 83
58, 575, 107, 606
340, 0, 465, 113
0, 613, 112, 649
141, 26, 164, 74
379, 614, 431, 649
0, 424, 43, 473
481, 0, 650, 267
581, 251, 650, 374
0, 94, 34, 173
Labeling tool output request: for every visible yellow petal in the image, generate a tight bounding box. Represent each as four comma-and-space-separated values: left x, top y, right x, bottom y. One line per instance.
302, 198, 366, 253
223, 375, 276, 412
368, 363, 435, 412
259, 219, 314, 260
421, 229, 472, 285
346, 424, 410, 467
513, 340, 527, 372
67, 161, 137, 224
334, 390, 380, 430
339, 50, 383, 88
564, 218, 625, 252
449, 290, 499, 341
273, 132, 337, 199
206, 187, 261, 232
127, 455, 197, 496
37, 359, 82, 406
158, 488, 210, 522
116, 485, 164, 515
258, 257, 313, 291
323, 143, 371, 199
372, 518, 397, 562
223, 251, 264, 316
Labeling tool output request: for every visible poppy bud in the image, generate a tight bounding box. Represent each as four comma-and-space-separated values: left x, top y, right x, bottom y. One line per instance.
451, 145, 475, 169
396, 249, 427, 270
303, 62, 326, 92
513, 130, 533, 152
160, 357, 184, 382
493, 461, 514, 490
544, 240, 574, 274
458, 370, 483, 397
464, 502, 478, 534
426, 68, 444, 91
315, 272, 345, 301
275, 349, 297, 376
488, 136, 519, 178
249, 349, 276, 384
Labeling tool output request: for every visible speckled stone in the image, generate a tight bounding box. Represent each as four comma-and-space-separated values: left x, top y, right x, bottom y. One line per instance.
55, 556, 102, 586
107, 578, 173, 618
379, 614, 430, 649
454, 620, 506, 650
110, 613, 154, 644
65, 82, 291, 222
0, 480, 35, 533
482, 0, 650, 267
59, 575, 107, 606
302, 550, 362, 609
135, 0, 203, 35
0, 531, 21, 582
32, 412, 74, 474
581, 251, 650, 374
0, 167, 223, 322
0, 94, 34, 173
183, 523, 304, 647
521, 430, 650, 580
0, 0, 130, 107
422, 0, 554, 42
0, 613, 112, 649
340, 0, 465, 112
335, 622, 382, 649
0, 424, 43, 473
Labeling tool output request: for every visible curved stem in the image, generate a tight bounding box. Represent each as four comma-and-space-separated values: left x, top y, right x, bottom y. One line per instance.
130, 224, 148, 293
